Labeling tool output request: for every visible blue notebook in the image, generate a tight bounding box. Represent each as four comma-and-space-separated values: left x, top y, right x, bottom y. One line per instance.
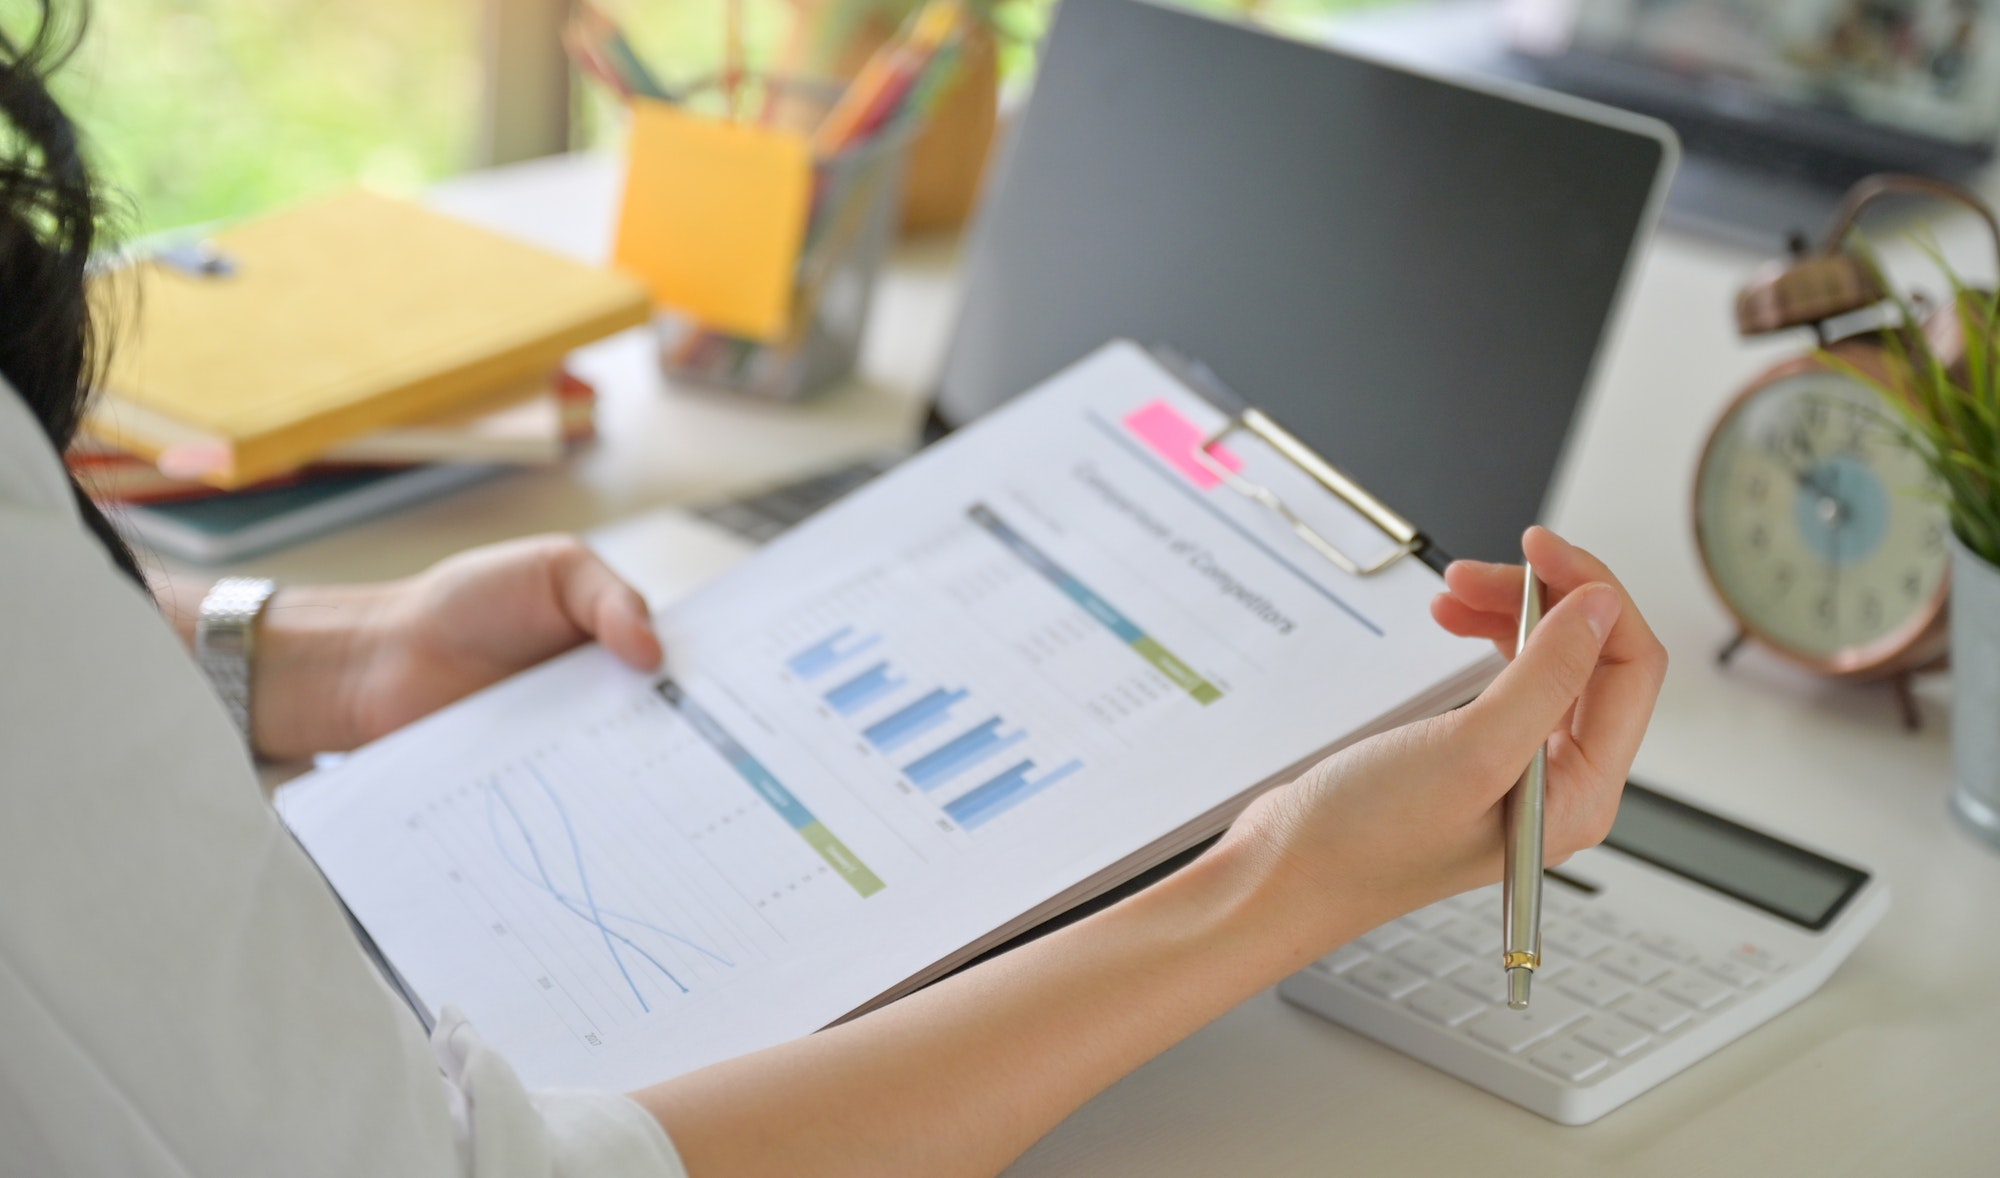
117, 464, 502, 564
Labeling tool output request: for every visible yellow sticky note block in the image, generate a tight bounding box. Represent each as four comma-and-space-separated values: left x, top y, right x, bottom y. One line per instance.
614, 101, 813, 342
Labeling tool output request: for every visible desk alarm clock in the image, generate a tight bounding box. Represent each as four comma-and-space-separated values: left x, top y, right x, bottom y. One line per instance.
1693, 174, 2000, 721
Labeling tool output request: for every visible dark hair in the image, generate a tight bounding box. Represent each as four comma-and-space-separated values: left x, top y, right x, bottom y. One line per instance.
0, 0, 144, 585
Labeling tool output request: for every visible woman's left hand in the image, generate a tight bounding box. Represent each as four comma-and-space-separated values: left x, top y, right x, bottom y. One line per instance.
246, 535, 662, 760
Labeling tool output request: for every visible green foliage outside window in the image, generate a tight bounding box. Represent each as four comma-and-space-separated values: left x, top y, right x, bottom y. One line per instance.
13, 0, 1395, 237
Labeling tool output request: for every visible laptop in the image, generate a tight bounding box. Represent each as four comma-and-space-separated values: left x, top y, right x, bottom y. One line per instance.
693, 0, 1675, 567
1326, 0, 2000, 249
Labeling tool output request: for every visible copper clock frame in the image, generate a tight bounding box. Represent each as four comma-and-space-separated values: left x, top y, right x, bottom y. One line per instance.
1692, 342, 1952, 681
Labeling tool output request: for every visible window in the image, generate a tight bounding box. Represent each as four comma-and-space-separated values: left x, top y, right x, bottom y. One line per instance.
30, 0, 1399, 237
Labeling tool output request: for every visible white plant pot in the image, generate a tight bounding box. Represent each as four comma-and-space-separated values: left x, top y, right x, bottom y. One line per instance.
1949, 531, 2000, 849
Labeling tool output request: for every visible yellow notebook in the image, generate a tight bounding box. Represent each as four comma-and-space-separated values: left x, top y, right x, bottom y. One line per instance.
85, 189, 650, 489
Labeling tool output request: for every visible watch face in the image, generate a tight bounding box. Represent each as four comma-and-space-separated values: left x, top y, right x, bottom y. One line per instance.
1696, 365, 1950, 666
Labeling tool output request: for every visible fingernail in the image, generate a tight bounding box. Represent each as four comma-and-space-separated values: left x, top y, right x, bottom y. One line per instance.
1577, 584, 1620, 640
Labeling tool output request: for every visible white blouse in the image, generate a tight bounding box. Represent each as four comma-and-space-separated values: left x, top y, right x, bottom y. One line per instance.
0, 385, 688, 1177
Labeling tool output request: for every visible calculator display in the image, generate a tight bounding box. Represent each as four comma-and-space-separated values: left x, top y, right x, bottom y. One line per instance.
1602, 783, 1869, 931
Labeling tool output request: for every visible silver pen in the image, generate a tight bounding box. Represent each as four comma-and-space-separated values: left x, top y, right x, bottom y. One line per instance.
1502, 566, 1547, 1010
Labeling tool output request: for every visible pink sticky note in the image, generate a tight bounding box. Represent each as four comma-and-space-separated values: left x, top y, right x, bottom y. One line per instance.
1123, 400, 1242, 489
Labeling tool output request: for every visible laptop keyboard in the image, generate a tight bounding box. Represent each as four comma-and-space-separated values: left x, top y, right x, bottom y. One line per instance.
694, 453, 902, 543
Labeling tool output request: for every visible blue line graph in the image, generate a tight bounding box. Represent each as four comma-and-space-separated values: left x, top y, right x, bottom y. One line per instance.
486, 765, 733, 1012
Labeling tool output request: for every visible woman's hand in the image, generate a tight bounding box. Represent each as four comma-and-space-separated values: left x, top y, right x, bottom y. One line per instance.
247, 535, 662, 760
1218, 526, 1667, 952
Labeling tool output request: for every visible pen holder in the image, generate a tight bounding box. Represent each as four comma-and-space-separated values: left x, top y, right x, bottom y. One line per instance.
613, 79, 913, 401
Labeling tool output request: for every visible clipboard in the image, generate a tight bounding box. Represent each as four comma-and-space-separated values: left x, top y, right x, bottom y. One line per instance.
1147, 345, 1453, 580
282, 337, 1505, 1091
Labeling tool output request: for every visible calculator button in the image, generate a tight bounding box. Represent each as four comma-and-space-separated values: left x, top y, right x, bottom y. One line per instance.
1390, 939, 1465, 978
1597, 946, 1675, 986
1726, 944, 1789, 973
1402, 902, 1457, 931
1404, 983, 1486, 1028
1636, 933, 1700, 963
1436, 918, 1493, 956
1699, 957, 1763, 988
1551, 964, 1634, 1009
1578, 907, 1630, 936
1614, 992, 1694, 1034
1541, 920, 1614, 961
1448, 962, 1510, 1005
1530, 1037, 1610, 1083
1575, 1017, 1652, 1059
1464, 990, 1588, 1053
1347, 958, 1427, 1001
1311, 943, 1370, 976
1358, 922, 1415, 953
1657, 971, 1733, 1011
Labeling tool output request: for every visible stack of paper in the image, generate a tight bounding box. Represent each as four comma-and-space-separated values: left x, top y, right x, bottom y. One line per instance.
75, 188, 649, 561
72, 371, 597, 506
84, 188, 648, 489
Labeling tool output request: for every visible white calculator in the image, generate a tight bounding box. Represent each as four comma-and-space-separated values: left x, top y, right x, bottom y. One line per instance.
1279, 780, 1887, 1125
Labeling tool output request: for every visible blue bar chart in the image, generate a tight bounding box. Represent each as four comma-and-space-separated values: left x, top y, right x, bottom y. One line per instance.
787, 626, 882, 680
903, 718, 1028, 792
784, 615, 1089, 833
863, 687, 970, 753
824, 661, 906, 716
945, 759, 1087, 831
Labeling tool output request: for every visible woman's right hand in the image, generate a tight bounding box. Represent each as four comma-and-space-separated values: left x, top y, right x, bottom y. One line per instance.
1218, 526, 1668, 952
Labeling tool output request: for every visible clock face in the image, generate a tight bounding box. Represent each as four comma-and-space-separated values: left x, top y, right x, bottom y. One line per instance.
1696, 364, 1950, 668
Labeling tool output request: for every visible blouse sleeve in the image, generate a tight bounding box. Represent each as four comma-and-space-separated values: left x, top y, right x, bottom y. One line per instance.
0, 394, 687, 1178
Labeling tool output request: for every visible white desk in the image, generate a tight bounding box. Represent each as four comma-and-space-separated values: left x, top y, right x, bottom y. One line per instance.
213, 153, 2000, 1174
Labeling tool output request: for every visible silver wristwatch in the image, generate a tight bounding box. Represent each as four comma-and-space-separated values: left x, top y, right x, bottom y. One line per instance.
195, 576, 279, 738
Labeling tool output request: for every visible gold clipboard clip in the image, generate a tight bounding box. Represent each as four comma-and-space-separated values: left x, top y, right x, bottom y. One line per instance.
1152, 346, 1426, 577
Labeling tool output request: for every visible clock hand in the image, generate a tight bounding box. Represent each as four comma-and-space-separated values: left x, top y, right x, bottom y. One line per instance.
1764, 426, 1826, 495
1784, 421, 1836, 498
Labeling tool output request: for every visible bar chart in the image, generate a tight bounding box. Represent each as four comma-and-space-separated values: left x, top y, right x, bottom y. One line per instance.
787, 626, 881, 679
823, 661, 905, 715
945, 759, 1086, 831
904, 718, 1027, 792
863, 688, 970, 753
757, 499, 1251, 839
784, 623, 1086, 834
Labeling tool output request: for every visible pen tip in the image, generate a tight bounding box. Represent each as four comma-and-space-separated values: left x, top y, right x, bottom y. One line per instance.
1506, 967, 1533, 1010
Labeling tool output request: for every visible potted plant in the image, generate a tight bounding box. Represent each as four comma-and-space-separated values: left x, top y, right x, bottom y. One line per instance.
1856, 259, 2000, 847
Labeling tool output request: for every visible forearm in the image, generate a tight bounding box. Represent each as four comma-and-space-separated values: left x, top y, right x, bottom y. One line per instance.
633, 836, 1357, 1178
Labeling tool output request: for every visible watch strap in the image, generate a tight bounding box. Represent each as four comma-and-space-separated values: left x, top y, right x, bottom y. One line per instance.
195, 576, 278, 738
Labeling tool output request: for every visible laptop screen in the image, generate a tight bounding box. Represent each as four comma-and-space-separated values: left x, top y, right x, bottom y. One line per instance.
936, 0, 1673, 563
1512, 0, 2000, 147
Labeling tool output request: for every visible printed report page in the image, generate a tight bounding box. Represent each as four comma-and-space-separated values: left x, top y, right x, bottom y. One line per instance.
282, 341, 1497, 1090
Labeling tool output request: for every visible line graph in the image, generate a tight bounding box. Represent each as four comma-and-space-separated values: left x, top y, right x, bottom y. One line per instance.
484, 762, 735, 1014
